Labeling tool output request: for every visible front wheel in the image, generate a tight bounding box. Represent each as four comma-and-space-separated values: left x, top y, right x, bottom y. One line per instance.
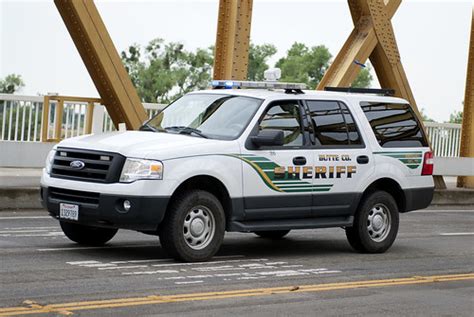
159, 190, 225, 262
60, 221, 118, 246
346, 190, 399, 253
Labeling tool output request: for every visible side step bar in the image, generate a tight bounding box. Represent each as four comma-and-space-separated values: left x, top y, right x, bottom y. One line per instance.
228, 216, 354, 232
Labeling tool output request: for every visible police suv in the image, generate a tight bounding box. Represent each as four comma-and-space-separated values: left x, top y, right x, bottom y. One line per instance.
41, 73, 434, 262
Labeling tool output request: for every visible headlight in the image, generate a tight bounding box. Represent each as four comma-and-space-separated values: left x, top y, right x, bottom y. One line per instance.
120, 158, 163, 183
45, 149, 56, 174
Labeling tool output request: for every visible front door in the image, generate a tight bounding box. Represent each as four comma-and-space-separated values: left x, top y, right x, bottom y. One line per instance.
241, 100, 314, 220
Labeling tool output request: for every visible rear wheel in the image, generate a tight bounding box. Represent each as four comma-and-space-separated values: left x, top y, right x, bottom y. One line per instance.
346, 190, 399, 253
60, 221, 117, 246
254, 230, 290, 239
159, 190, 225, 262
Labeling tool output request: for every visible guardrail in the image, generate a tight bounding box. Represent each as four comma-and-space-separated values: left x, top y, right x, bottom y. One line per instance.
424, 122, 462, 158
0, 94, 165, 142
0, 93, 463, 157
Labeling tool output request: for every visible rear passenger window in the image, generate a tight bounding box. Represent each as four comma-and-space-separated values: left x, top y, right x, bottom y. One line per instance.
306, 100, 362, 146
360, 102, 428, 147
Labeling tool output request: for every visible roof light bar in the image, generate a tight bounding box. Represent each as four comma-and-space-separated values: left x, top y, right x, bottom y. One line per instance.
324, 87, 395, 96
211, 80, 307, 91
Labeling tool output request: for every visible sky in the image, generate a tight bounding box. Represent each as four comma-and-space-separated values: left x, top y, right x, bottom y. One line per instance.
0, 0, 472, 122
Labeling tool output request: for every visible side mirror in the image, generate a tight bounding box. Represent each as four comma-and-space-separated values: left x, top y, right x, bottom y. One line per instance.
251, 130, 284, 147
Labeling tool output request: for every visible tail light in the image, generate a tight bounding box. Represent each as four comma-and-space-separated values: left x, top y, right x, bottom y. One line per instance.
421, 151, 434, 175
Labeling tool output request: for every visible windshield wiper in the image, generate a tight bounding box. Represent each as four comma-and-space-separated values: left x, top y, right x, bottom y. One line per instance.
165, 126, 209, 139
140, 123, 159, 132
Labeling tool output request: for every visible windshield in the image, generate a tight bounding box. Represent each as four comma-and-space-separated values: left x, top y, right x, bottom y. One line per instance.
144, 94, 263, 140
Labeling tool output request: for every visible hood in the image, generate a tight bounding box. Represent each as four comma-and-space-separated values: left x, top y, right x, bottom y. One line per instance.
56, 131, 221, 159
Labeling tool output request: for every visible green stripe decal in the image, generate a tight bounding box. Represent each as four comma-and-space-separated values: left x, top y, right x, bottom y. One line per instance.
374, 151, 423, 170
229, 154, 334, 193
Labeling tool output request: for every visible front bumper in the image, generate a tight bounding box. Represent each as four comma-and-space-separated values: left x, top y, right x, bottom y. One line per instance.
41, 186, 169, 231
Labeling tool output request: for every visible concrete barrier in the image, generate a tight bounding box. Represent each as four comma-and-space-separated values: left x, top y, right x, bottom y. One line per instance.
0, 141, 56, 167
0, 187, 472, 211
0, 188, 41, 210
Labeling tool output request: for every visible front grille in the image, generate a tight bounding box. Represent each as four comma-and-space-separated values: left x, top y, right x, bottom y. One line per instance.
49, 187, 100, 205
51, 148, 125, 183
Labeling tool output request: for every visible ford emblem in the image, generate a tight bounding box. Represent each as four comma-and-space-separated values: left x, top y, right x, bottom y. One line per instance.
70, 160, 85, 170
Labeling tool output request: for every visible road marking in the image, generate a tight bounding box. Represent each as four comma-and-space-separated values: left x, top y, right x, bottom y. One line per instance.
413, 209, 474, 213
175, 280, 203, 285
37, 244, 156, 252
2, 227, 57, 230
0, 216, 51, 220
439, 232, 474, 236
0, 273, 472, 316
99, 265, 148, 270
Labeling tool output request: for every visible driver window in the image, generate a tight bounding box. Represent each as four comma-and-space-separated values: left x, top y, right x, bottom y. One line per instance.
259, 102, 303, 147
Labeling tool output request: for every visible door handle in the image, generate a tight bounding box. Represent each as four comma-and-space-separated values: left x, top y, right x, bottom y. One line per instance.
357, 155, 369, 164
293, 156, 307, 165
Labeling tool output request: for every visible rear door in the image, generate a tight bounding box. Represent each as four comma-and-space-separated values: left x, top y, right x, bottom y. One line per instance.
304, 99, 374, 217
241, 100, 314, 220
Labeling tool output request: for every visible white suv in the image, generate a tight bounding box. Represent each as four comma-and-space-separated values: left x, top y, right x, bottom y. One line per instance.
41, 81, 434, 262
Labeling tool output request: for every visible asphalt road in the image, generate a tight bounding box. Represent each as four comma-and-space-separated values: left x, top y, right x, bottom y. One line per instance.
0, 207, 473, 316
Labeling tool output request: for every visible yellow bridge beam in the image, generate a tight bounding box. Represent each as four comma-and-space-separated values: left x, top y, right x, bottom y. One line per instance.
458, 9, 474, 189
213, 0, 253, 80
55, 0, 147, 130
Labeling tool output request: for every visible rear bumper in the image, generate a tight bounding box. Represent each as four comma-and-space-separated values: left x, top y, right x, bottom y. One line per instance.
403, 186, 434, 212
40, 186, 169, 231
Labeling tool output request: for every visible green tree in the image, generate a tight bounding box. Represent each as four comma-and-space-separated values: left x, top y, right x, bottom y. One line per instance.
247, 43, 277, 81
122, 38, 213, 103
448, 110, 463, 124
0, 74, 24, 93
275, 42, 372, 89
276, 43, 332, 88
420, 108, 435, 122
351, 64, 373, 88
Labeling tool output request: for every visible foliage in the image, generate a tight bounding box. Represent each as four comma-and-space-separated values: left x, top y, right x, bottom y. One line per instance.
448, 110, 463, 124
275, 43, 332, 88
420, 108, 435, 122
351, 64, 373, 89
247, 43, 277, 81
0, 74, 24, 94
121, 38, 213, 103
274, 42, 372, 89
122, 40, 375, 103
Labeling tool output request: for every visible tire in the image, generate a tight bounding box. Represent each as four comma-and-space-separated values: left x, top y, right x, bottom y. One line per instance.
159, 190, 225, 262
60, 221, 118, 246
346, 190, 399, 253
254, 230, 290, 239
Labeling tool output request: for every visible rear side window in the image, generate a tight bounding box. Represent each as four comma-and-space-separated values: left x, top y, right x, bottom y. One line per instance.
306, 100, 362, 146
360, 102, 428, 147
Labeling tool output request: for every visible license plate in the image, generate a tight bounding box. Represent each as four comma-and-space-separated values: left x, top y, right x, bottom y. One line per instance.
59, 203, 79, 221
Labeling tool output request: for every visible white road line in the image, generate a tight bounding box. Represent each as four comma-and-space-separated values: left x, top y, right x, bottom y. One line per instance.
1, 233, 63, 237
98, 265, 148, 270
175, 280, 203, 285
37, 244, 155, 252
108, 255, 244, 265
439, 232, 474, 236
0, 230, 51, 234
67, 261, 100, 265
151, 258, 268, 268
3, 226, 57, 230
0, 216, 51, 220
414, 210, 474, 213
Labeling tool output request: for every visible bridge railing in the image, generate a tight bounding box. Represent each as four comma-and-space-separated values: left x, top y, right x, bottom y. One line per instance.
0, 93, 463, 157
424, 122, 462, 157
0, 94, 165, 142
